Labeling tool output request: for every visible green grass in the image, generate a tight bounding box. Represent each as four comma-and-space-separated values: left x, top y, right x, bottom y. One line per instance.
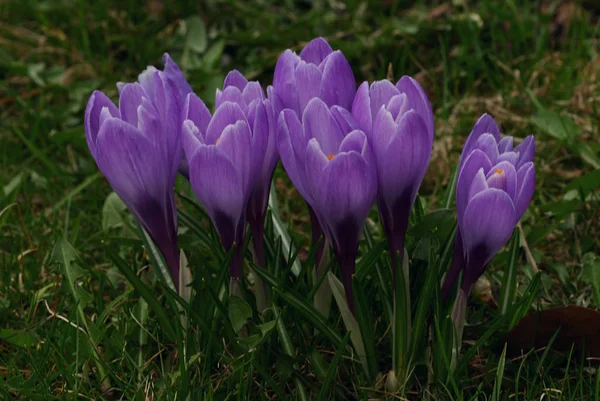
1, 0, 600, 399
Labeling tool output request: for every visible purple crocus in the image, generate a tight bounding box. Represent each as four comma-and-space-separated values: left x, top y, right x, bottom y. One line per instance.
272, 37, 357, 267
351, 78, 434, 273
181, 72, 268, 279
85, 54, 189, 287
277, 98, 377, 312
211, 70, 278, 268
442, 114, 536, 297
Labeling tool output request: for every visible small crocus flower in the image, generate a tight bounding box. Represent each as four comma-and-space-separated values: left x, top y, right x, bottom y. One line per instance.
85, 54, 188, 287
277, 98, 377, 312
181, 74, 268, 279
351, 78, 434, 272
442, 114, 535, 297
212, 70, 277, 268
271, 37, 356, 118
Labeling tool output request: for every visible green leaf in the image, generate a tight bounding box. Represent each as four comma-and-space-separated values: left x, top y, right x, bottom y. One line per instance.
137, 222, 176, 293
583, 253, 600, 308
499, 230, 521, 315
101, 192, 127, 230
256, 320, 277, 337
565, 169, 600, 194
184, 16, 207, 53
106, 247, 177, 342
327, 272, 370, 379
0, 329, 37, 348
228, 296, 252, 334
532, 109, 579, 143
316, 331, 351, 401
269, 185, 301, 276
491, 345, 507, 401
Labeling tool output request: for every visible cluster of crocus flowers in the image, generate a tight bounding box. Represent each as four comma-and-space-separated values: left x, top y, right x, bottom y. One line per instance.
442, 114, 536, 299
85, 38, 535, 323
84, 54, 192, 289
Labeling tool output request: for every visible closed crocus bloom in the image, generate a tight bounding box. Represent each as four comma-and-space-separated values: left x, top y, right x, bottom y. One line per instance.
85, 54, 186, 286
213, 70, 277, 268
278, 98, 377, 312
271, 37, 356, 122
181, 84, 268, 279
352, 78, 434, 272
442, 114, 535, 297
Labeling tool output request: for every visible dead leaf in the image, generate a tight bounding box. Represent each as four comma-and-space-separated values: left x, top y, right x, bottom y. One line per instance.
505, 305, 600, 358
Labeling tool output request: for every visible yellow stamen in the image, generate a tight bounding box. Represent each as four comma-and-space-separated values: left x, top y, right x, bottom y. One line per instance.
496, 168, 503, 175
327, 154, 335, 160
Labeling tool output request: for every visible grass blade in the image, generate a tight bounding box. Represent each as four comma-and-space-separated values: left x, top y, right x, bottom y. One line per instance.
316, 331, 352, 401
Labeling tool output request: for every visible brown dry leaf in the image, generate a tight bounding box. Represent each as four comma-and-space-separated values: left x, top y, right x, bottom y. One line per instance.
505, 305, 600, 358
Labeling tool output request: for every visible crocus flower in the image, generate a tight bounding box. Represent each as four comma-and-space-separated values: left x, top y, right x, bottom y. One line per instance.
181, 73, 268, 279
442, 114, 535, 297
351, 78, 434, 273
271, 37, 356, 118
85, 54, 189, 287
211, 70, 277, 267
272, 37, 357, 267
277, 98, 377, 312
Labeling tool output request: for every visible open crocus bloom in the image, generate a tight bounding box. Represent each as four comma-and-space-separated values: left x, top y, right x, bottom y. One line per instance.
443, 114, 536, 297
351, 78, 434, 273
277, 97, 377, 311
85, 54, 188, 287
271, 37, 356, 121
181, 80, 268, 278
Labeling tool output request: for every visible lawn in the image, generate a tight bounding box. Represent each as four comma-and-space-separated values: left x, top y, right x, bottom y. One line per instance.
1, 0, 599, 399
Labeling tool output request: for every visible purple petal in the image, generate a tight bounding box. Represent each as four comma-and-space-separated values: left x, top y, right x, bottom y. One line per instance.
460, 114, 501, 166
223, 69, 248, 91
317, 152, 376, 252
395, 76, 434, 138
468, 168, 489, 201
456, 149, 493, 225
352, 82, 372, 135
515, 162, 535, 220
188, 145, 245, 233
84, 91, 119, 157
497, 151, 519, 165
371, 105, 397, 161
184, 93, 211, 139
205, 101, 247, 144
162, 53, 192, 99
378, 110, 432, 210
474, 133, 500, 165
216, 120, 252, 194
461, 189, 516, 284
242, 81, 265, 105
486, 161, 518, 201
182, 120, 204, 162
305, 138, 329, 199
302, 98, 344, 155
215, 86, 245, 110
318, 51, 356, 111
95, 118, 167, 207
515, 135, 535, 169
368, 80, 399, 120
273, 50, 301, 114
118, 83, 146, 127
299, 37, 333, 64
277, 110, 311, 202
248, 100, 270, 188
295, 61, 323, 113
330, 105, 358, 133
339, 129, 368, 154
497, 136, 514, 153
387, 93, 408, 122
